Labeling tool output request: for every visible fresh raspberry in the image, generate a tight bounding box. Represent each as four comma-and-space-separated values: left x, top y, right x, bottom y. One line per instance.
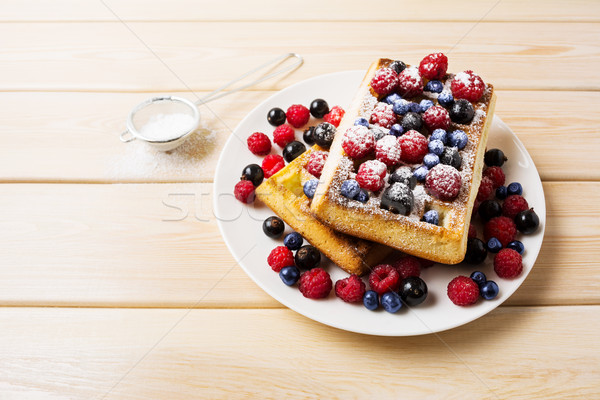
447, 276, 480, 306
425, 164, 462, 201
482, 166, 505, 188
375, 135, 401, 166
267, 246, 295, 272
468, 224, 477, 239
323, 106, 345, 127
397, 67, 424, 98
370, 67, 399, 96
370, 103, 397, 129
234, 180, 255, 204
368, 264, 401, 295
356, 160, 387, 192
247, 132, 271, 156
299, 268, 332, 299
286, 104, 310, 128
477, 177, 494, 201
392, 256, 421, 280
418, 52, 449, 80
342, 126, 375, 159
422, 106, 450, 132
502, 195, 529, 219
273, 124, 295, 147
484, 216, 517, 246
451, 70, 485, 102
305, 150, 328, 178
494, 248, 523, 279
262, 154, 285, 178
335, 274, 366, 303
399, 130, 428, 163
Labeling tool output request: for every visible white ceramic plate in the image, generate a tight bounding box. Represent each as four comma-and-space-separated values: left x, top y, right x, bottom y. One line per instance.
214, 71, 546, 336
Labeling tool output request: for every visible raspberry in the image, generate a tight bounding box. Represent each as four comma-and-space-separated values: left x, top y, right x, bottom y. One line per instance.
447, 276, 479, 306
397, 67, 424, 98
323, 106, 345, 127
422, 106, 450, 132
305, 150, 328, 178
335, 274, 366, 303
468, 223, 477, 239
273, 124, 295, 147
356, 160, 386, 192
342, 126, 375, 159
267, 246, 295, 272
484, 216, 517, 247
392, 257, 421, 280
370, 67, 399, 96
234, 180, 255, 204
477, 177, 494, 201
369, 102, 397, 129
286, 104, 310, 128
425, 164, 462, 200
502, 195, 529, 219
399, 130, 428, 163
451, 70, 485, 102
375, 135, 401, 166
494, 248, 523, 279
247, 132, 271, 156
482, 166, 505, 188
416, 257, 435, 268
262, 154, 285, 178
299, 268, 332, 299
418, 52, 448, 80
368, 264, 400, 295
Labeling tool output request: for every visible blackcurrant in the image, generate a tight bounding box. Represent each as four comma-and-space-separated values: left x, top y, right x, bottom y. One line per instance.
267, 107, 286, 127
262, 216, 285, 238
295, 245, 321, 269
389, 60, 407, 74
464, 238, 488, 264
399, 277, 428, 306
401, 112, 423, 132
282, 141, 306, 163
309, 99, 329, 119
313, 122, 336, 148
240, 164, 264, 186
450, 99, 475, 124
478, 199, 502, 221
303, 126, 315, 145
514, 208, 539, 234
484, 148, 507, 167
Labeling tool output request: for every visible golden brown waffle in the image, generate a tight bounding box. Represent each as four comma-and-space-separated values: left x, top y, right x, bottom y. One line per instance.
311, 58, 496, 264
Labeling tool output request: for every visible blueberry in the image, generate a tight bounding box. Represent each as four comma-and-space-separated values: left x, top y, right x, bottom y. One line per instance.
430, 129, 448, 144
241, 163, 264, 186
507, 240, 525, 254
354, 117, 369, 127
380, 183, 414, 215
423, 153, 440, 169
419, 99, 434, 112
422, 209, 439, 225
480, 280, 499, 300
484, 148, 507, 167
279, 266, 300, 286
487, 237, 503, 253
409, 102, 421, 113
309, 98, 329, 119
464, 238, 487, 264
515, 209, 540, 234
399, 277, 428, 306
389, 60, 407, 74
363, 290, 380, 310
393, 99, 410, 115
263, 216, 285, 238
495, 185, 508, 200
413, 165, 429, 182
448, 130, 468, 150
438, 91, 454, 108
401, 112, 423, 132
303, 126, 315, 145
267, 107, 286, 126
507, 182, 523, 196
355, 189, 369, 203
384, 93, 402, 105
313, 122, 336, 148
428, 139, 445, 156
282, 141, 307, 163
388, 166, 417, 189
303, 179, 318, 199
370, 126, 388, 141
283, 232, 303, 251
450, 99, 475, 124
381, 291, 403, 313
295, 245, 321, 269
440, 147, 462, 169
390, 123, 404, 137
340, 179, 361, 199
478, 199, 502, 222
470, 271, 487, 286
425, 80, 443, 93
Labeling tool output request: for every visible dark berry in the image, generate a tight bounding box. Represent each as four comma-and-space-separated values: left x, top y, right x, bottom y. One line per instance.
413, 165, 428, 182
389, 60, 407, 74
303, 126, 315, 145
283, 232, 303, 251
262, 216, 284, 238
401, 112, 423, 132
425, 80, 443, 93
507, 182, 523, 196
279, 266, 300, 286
480, 280, 499, 300
380, 183, 414, 216
282, 140, 307, 162
470, 271, 487, 286
241, 164, 264, 187
354, 117, 370, 127
340, 179, 361, 199
295, 245, 321, 269
399, 277, 428, 306
355, 189, 369, 203
484, 148, 507, 167
440, 147, 462, 170
449, 99, 475, 124
438, 91, 454, 108
496, 185, 508, 200
303, 179, 318, 199
313, 122, 336, 148
309, 98, 329, 118
363, 290, 379, 310
422, 210, 439, 225
381, 291, 403, 313
384, 93, 402, 105
388, 166, 416, 189
267, 107, 286, 126
507, 240, 525, 254
464, 238, 488, 264
514, 209, 540, 234
487, 237, 503, 253
478, 199, 502, 222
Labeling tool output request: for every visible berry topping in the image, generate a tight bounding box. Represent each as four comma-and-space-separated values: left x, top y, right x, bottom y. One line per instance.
399, 130, 428, 163
420, 99, 434, 112
449, 99, 475, 124
363, 290, 380, 310
355, 189, 369, 203
381, 292, 403, 313
234, 180, 255, 204
267, 246, 295, 272
392, 99, 410, 115
486, 237, 503, 253
507, 240, 525, 254
483, 166, 505, 188
375, 135, 402, 166
447, 276, 480, 306
393, 256, 421, 280
448, 130, 468, 150
484, 148, 507, 167
468, 223, 477, 239
428, 139, 445, 156
299, 268, 332, 299
397, 67, 424, 98
342, 125, 375, 159
439, 146, 462, 170
286, 104, 310, 128
515, 209, 540, 234
507, 182, 523, 196
437, 91, 454, 108
335, 274, 366, 303
370, 102, 397, 129
282, 141, 307, 162
451, 70, 485, 102
356, 160, 387, 192
279, 266, 300, 286
380, 182, 414, 215
272, 124, 296, 147
283, 232, 304, 251
464, 238, 488, 264
305, 150, 328, 178
247, 132, 271, 156
267, 107, 286, 126
368, 264, 401, 295
399, 276, 428, 306
470, 271, 487, 286
413, 165, 429, 182
309, 98, 329, 119
502, 195, 529, 219
425, 164, 462, 201
496, 185, 508, 200
384, 93, 402, 105
478, 199, 502, 222
354, 117, 370, 127
295, 245, 321, 270
480, 281, 499, 300
419, 52, 449, 80
430, 129, 448, 144
388, 166, 417, 189
477, 177, 495, 201
422, 209, 439, 225
323, 105, 345, 127
303, 126, 315, 145
340, 179, 361, 200
484, 216, 517, 246
303, 179, 318, 199
389, 60, 407, 74
313, 122, 336, 148
370, 67, 399, 96
425, 80, 444, 93
494, 248, 523, 279
400, 112, 424, 132
241, 163, 264, 186
262, 154, 285, 178
263, 216, 285, 238
422, 106, 451, 131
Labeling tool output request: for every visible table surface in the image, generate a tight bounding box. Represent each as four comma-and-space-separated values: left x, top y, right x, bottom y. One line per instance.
1, 1, 599, 398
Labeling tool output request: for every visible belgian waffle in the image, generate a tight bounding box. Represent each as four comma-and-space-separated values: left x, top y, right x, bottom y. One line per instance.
311, 58, 496, 264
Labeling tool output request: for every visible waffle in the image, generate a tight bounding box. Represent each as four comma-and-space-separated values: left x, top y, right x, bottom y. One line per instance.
255, 145, 392, 275
311, 58, 496, 264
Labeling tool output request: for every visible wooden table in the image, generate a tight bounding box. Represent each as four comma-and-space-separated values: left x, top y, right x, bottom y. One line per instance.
1, 1, 599, 398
